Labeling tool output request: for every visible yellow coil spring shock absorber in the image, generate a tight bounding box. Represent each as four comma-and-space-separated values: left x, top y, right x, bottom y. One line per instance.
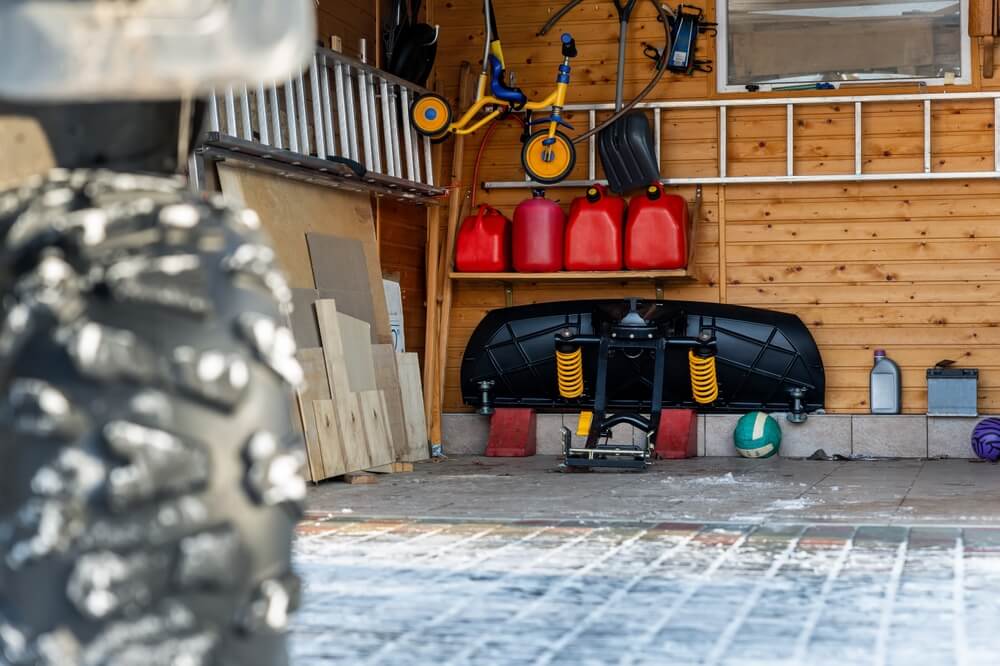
689, 348, 719, 405
556, 345, 584, 399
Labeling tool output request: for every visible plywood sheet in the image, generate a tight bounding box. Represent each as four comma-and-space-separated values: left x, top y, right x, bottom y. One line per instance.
373, 344, 407, 460
217, 166, 392, 347
357, 390, 394, 470
397, 352, 429, 462
290, 288, 322, 349
315, 299, 394, 473
336, 313, 376, 392
295, 348, 332, 482
307, 234, 383, 341
314, 300, 352, 397
313, 400, 351, 475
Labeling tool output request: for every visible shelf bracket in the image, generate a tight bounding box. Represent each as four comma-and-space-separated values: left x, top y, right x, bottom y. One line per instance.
654, 280, 665, 300
503, 282, 514, 307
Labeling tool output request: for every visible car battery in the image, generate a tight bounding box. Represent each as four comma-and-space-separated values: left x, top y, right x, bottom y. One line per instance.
926, 367, 978, 416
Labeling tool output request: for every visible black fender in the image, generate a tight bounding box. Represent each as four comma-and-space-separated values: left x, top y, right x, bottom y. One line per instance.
461, 299, 826, 414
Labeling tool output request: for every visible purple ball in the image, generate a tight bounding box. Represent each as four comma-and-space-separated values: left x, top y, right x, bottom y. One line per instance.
972, 418, 1000, 462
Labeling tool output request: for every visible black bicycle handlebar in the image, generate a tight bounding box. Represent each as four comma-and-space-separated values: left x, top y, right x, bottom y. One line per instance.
561, 33, 578, 59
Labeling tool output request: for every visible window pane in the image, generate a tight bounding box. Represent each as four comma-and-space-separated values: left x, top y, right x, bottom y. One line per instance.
726, 0, 963, 86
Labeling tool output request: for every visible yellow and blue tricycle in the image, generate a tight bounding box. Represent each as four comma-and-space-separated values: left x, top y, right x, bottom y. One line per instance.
409, 0, 579, 184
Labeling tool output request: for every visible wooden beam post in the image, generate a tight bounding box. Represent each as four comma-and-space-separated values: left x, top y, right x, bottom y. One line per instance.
422, 71, 449, 452
423, 202, 443, 433
434, 63, 475, 424
425, 63, 473, 456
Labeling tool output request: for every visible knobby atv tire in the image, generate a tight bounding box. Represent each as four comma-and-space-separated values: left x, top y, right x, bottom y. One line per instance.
0, 170, 309, 666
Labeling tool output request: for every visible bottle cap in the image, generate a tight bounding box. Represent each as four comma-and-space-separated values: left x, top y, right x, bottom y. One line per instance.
874, 348, 886, 357
586, 187, 601, 203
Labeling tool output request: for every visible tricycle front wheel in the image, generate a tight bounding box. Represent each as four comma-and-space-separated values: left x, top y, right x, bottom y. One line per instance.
521, 130, 576, 184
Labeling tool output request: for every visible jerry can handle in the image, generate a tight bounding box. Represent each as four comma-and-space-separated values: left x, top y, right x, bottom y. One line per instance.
474, 204, 501, 222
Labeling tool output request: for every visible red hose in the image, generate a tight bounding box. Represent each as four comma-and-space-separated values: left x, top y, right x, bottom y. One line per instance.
471, 114, 526, 208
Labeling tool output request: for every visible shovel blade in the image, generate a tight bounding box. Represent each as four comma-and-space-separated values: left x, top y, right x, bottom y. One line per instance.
599, 111, 661, 194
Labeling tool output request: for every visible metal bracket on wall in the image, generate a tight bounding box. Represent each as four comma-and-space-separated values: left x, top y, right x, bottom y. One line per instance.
504, 282, 514, 307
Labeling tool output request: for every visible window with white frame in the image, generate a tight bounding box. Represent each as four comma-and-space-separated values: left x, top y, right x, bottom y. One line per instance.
717, 0, 971, 92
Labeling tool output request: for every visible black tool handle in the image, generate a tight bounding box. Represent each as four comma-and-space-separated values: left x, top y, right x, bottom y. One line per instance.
410, 0, 422, 23
613, 0, 639, 22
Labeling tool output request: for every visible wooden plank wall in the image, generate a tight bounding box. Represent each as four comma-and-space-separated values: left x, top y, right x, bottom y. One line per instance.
317, 0, 379, 59
431, 0, 1000, 414
318, 0, 431, 365
379, 198, 430, 366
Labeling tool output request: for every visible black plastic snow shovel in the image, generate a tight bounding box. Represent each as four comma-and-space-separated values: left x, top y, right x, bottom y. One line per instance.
599, 0, 661, 194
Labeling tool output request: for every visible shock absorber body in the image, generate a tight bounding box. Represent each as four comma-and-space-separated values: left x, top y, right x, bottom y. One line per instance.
556, 336, 584, 399
689, 331, 719, 405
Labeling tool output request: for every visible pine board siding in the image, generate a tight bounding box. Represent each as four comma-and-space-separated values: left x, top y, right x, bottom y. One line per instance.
317, 0, 378, 58
431, 0, 1000, 414
378, 198, 429, 368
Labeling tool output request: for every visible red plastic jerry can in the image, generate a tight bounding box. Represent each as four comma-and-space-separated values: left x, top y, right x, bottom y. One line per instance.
625, 183, 688, 270
512, 189, 565, 272
565, 184, 625, 271
455, 205, 511, 273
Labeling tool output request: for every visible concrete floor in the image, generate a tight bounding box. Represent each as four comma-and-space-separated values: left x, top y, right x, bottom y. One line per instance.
305, 456, 1000, 525
294, 457, 1000, 665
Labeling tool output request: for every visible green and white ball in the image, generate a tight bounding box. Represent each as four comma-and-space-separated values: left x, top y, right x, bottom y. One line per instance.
733, 412, 782, 458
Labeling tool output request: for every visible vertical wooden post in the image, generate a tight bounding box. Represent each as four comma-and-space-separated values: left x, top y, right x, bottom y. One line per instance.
970, 0, 997, 78
423, 202, 443, 434
434, 63, 474, 418
420, 0, 442, 449
423, 131, 444, 437
424, 63, 473, 455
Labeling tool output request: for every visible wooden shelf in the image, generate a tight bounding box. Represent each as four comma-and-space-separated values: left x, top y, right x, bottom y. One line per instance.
448, 188, 702, 308
449, 186, 703, 288
449, 270, 693, 281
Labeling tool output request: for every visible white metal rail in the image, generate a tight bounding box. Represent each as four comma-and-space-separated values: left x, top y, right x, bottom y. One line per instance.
198, 43, 442, 201
484, 91, 1000, 189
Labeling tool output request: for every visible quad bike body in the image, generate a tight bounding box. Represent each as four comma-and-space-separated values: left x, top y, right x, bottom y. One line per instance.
0, 3, 316, 664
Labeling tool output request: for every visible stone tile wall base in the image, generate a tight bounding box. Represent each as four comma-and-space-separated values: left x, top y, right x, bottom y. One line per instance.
443, 413, 695, 456
440, 413, 989, 459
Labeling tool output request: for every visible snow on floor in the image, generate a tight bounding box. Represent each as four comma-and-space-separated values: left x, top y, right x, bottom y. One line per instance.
290, 519, 1000, 665
306, 458, 1000, 526
659, 472, 774, 487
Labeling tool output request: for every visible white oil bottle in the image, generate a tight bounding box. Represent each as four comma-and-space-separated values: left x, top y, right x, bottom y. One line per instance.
870, 349, 902, 414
